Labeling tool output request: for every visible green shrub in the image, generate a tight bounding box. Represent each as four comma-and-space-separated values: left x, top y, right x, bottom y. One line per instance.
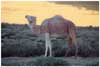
1, 23, 99, 57
2, 39, 45, 57
86, 60, 99, 66
2, 58, 36, 66
2, 57, 70, 66
34, 57, 70, 66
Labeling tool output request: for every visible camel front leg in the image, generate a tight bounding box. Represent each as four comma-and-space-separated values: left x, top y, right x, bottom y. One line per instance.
45, 33, 52, 57
45, 41, 49, 57
48, 38, 52, 57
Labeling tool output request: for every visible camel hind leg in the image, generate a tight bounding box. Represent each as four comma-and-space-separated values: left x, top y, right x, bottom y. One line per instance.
69, 28, 78, 57
65, 26, 78, 57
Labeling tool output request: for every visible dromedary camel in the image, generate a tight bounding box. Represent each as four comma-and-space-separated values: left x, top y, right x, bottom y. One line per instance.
25, 15, 78, 57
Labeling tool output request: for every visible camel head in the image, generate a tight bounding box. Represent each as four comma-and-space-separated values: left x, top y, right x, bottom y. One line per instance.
25, 15, 36, 25
25, 15, 37, 33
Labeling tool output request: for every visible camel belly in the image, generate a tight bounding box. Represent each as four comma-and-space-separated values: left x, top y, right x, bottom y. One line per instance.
47, 22, 68, 36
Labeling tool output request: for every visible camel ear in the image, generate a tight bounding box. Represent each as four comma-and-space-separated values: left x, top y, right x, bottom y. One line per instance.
25, 15, 27, 18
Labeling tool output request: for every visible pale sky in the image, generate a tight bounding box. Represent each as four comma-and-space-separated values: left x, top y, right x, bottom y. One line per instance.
1, 1, 99, 26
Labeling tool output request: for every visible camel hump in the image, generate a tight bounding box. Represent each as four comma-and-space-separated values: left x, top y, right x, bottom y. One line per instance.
41, 15, 75, 28
42, 15, 67, 25
53, 15, 63, 19
51, 15, 65, 21
40, 15, 75, 35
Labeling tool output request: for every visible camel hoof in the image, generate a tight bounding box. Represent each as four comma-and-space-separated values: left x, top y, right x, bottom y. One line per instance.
49, 55, 52, 57
64, 54, 68, 57
71, 56, 78, 59
64, 55, 68, 57
44, 55, 47, 57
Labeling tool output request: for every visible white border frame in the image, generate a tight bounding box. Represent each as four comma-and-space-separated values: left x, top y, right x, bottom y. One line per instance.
0, 0, 99, 67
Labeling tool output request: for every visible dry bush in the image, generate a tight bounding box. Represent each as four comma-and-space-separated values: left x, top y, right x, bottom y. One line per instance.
1, 23, 99, 57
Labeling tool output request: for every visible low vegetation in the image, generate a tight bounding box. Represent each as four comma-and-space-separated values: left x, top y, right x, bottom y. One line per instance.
1, 23, 99, 57
1, 23, 99, 66
2, 57, 99, 66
